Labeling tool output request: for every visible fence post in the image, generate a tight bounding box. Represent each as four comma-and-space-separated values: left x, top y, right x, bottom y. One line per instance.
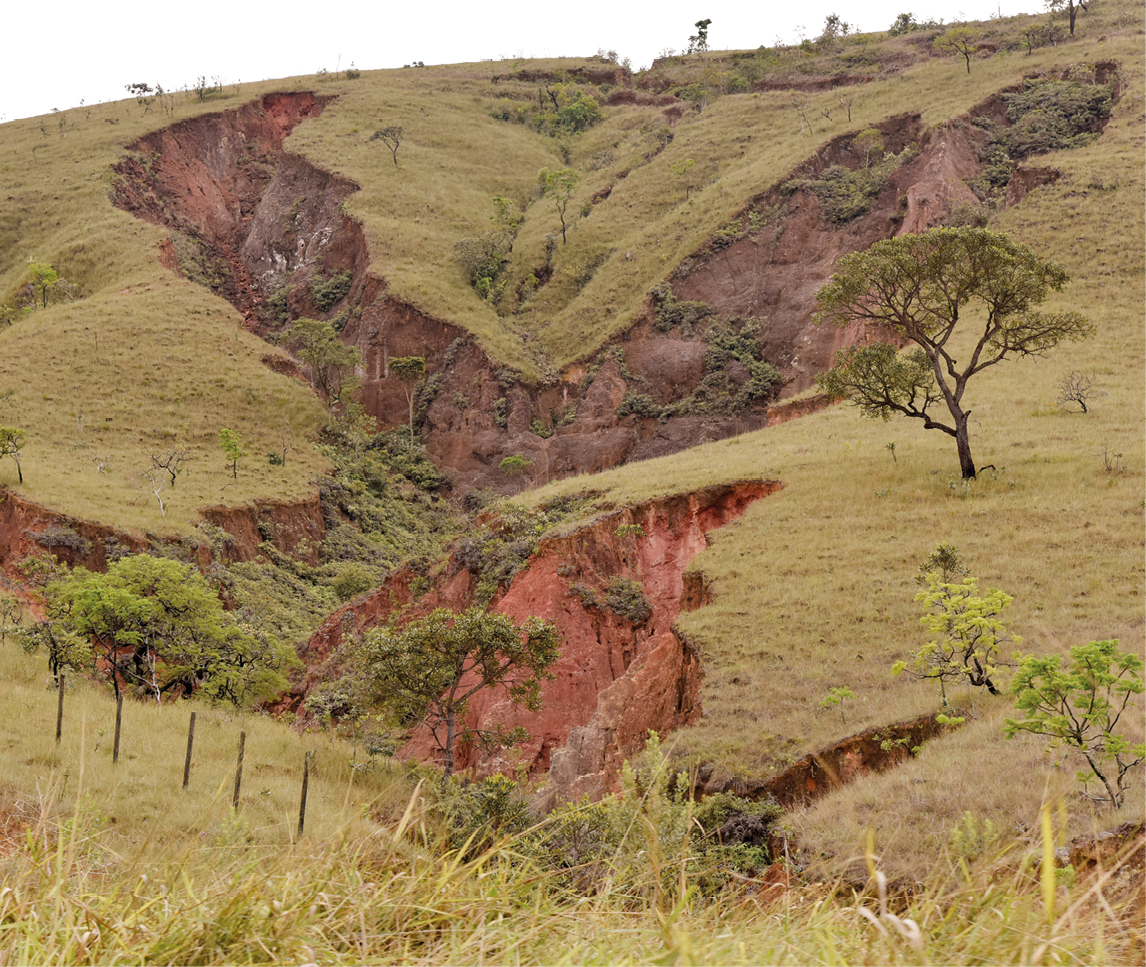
113, 692, 123, 764
182, 711, 197, 790
55, 674, 65, 744
232, 731, 246, 809
297, 750, 313, 838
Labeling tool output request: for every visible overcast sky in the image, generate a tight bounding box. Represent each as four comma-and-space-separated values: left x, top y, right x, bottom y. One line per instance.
3, 0, 1041, 123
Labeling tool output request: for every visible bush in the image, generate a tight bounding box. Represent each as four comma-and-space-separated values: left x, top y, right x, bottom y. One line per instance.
650, 284, 713, 333
1003, 81, 1112, 159
309, 272, 353, 312
604, 577, 652, 624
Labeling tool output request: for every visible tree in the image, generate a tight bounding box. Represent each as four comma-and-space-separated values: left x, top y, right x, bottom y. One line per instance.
1056, 370, 1095, 412
888, 12, 919, 35
669, 158, 695, 200
28, 555, 291, 705
0, 426, 26, 483
0, 591, 23, 647
934, 27, 980, 74
369, 125, 404, 166
688, 18, 713, 53
27, 261, 58, 309
218, 428, 247, 479
815, 228, 1092, 478
894, 570, 1018, 707
818, 685, 855, 724
149, 444, 189, 487
1047, 0, 1088, 37
389, 355, 427, 448
355, 606, 560, 777
852, 128, 884, 168
282, 318, 364, 410
538, 168, 581, 244
1004, 640, 1144, 808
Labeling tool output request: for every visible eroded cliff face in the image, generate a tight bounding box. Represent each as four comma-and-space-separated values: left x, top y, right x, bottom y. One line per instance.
109, 83, 1086, 494
294, 481, 779, 795
0, 488, 325, 579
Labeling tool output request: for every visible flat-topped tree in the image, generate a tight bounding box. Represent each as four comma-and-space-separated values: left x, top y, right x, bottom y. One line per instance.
816, 228, 1092, 479
389, 355, 426, 448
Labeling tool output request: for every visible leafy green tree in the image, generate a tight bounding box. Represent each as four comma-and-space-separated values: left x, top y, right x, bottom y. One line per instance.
28, 555, 292, 705
669, 158, 695, 199
282, 318, 363, 410
538, 168, 581, 244
354, 606, 560, 777
27, 261, 58, 309
389, 356, 427, 448
218, 428, 247, 479
888, 12, 919, 35
688, 18, 713, 53
1005, 640, 1145, 807
818, 685, 855, 724
815, 228, 1092, 478
894, 571, 1018, 706
0, 426, 26, 483
934, 27, 980, 74
852, 128, 884, 168
369, 125, 404, 166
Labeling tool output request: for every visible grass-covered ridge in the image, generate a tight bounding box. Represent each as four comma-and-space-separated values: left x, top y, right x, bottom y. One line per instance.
517, 17, 1145, 870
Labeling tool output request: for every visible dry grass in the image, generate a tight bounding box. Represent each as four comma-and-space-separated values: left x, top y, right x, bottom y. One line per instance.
0, 642, 411, 853
518, 4, 1145, 867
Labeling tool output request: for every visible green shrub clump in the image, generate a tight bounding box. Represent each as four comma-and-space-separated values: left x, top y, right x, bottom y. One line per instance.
309, 271, 353, 312
1003, 80, 1113, 158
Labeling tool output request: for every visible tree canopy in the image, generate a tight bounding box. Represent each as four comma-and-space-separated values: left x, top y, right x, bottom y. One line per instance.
816, 227, 1092, 478
353, 606, 560, 776
27, 555, 293, 705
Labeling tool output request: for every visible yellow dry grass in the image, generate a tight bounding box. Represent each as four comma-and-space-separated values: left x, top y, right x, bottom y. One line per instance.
519, 8, 1145, 866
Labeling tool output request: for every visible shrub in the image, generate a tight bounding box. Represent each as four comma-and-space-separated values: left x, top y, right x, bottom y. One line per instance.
604, 577, 652, 624
1003, 80, 1112, 159
309, 271, 353, 312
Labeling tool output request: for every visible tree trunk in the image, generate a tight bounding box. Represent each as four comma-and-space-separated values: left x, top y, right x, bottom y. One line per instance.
443, 712, 455, 778
1069, 0, 1078, 35
954, 416, 976, 479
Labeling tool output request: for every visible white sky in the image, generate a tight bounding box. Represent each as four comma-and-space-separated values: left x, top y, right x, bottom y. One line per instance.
2, 0, 1041, 123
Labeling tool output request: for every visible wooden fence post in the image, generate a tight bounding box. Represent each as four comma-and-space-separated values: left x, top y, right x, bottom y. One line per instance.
182, 711, 197, 790
55, 674, 65, 744
232, 731, 246, 809
113, 692, 123, 764
297, 750, 313, 838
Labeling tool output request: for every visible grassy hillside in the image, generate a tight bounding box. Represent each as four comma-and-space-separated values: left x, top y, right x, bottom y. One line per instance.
0, 79, 335, 534
521, 28, 1146, 871
0, 0, 1141, 905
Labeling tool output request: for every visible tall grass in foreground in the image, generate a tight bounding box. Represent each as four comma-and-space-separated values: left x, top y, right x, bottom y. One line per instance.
0, 774, 1139, 966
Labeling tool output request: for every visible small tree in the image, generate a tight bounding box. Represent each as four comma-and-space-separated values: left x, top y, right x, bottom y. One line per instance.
669, 158, 695, 200
0, 427, 26, 483
149, 444, 189, 487
369, 125, 404, 166
819, 685, 855, 724
934, 27, 980, 74
852, 128, 884, 168
538, 168, 581, 244
816, 228, 1092, 479
27, 261, 58, 309
894, 572, 1018, 707
687, 18, 713, 53
355, 606, 561, 777
0, 592, 23, 647
1056, 371, 1095, 413
282, 318, 363, 410
389, 355, 427, 448
1005, 640, 1144, 808
218, 428, 247, 479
